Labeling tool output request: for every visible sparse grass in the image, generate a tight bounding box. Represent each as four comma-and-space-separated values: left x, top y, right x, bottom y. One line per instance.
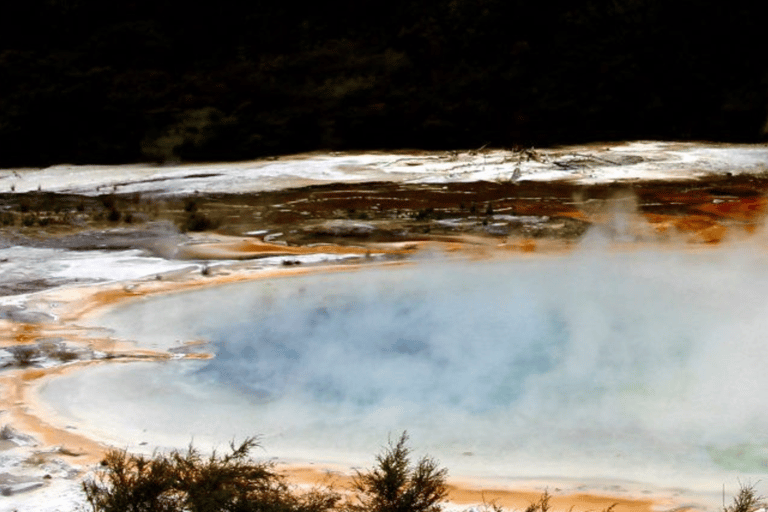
475, 500, 505, 512
0, 192, 157, 233
523, 491, 551, 512
412, 208, 435, 221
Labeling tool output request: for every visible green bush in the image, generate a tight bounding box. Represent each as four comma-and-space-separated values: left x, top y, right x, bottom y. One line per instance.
82, 438, 340, 512
83, 448, 176, 512
81, 433, 448, 512
346, 432, 448, 512
77, 433, 768, 512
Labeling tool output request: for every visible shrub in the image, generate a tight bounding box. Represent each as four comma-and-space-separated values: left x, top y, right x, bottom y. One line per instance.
183, 212, 218, 232
82, 438, 340, 512
83, 448, 176, 512
48, 347, 79, 362
107, 208, 122, 222
725, 483, 765, 512
10, 346, 39, 366
346, 432, 448, 512
80, 439, 768, 512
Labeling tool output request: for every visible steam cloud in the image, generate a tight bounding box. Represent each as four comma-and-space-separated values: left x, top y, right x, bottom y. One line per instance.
50, 238, 768, 493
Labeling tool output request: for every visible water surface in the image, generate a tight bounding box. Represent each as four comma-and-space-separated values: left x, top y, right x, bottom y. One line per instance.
41, 249, 768, 496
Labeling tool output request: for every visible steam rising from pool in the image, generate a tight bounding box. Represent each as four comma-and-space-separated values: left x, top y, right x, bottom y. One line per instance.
42, 246, 768, 493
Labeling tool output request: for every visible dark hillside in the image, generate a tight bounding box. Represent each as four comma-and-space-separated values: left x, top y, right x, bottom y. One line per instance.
1, 0, 766, 166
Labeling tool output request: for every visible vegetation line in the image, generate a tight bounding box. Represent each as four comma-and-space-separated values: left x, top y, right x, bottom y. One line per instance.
79, 432, 766, 512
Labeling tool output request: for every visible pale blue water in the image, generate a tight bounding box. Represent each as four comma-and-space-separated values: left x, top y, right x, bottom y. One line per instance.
42, 249, 768, 496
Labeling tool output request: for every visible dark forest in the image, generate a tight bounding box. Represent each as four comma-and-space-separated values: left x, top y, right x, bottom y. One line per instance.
1, 0, 767, 166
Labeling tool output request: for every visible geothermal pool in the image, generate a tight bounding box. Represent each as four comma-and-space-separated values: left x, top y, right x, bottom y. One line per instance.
39, 247, 768, 496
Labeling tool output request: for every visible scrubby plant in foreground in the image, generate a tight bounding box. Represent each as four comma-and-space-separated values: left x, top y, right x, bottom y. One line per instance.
82, 437, 340, 512
724, 483, 766, 512
81, 432, 763, 512
346, 432, 448, 512
82, 433, 447, 512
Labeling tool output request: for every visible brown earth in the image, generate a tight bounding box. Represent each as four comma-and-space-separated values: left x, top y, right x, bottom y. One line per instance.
4, 172, 768, 252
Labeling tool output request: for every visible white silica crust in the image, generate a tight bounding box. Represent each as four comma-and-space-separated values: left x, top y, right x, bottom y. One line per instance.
4, 142, 768, 196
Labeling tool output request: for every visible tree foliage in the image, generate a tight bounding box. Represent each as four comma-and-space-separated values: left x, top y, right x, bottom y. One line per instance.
82, 433, 448, 512
1, 0, 767, 166
347, 432, 448, 512
79, 436, 768, 512
82, 437, 341, 512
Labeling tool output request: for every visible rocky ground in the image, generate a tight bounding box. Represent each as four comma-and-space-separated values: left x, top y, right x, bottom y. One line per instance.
2, 142, 768, 511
